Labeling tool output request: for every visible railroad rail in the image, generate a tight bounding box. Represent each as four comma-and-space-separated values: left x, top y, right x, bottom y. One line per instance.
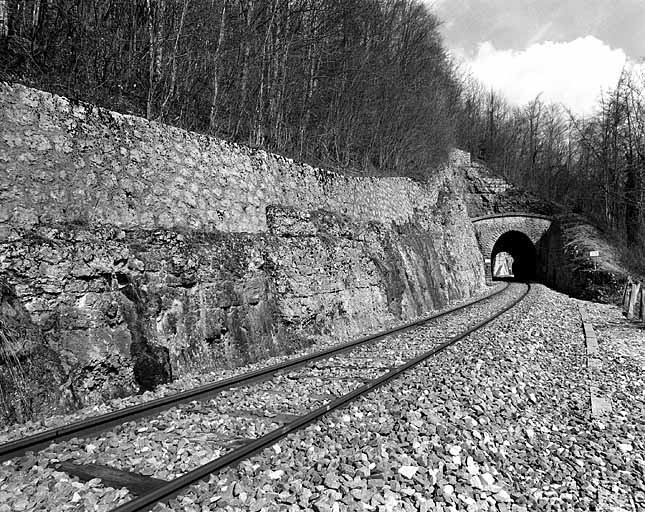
0, 282, 530, 512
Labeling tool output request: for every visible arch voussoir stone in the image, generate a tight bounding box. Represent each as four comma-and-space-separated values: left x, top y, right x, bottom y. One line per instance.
471, 214, 552, 258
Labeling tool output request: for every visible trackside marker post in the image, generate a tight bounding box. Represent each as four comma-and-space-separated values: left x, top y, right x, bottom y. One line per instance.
589, 250, 599, 271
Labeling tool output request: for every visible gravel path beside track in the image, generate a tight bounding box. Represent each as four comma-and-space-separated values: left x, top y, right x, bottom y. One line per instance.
577, 300, 645, 511
151, 284, 643, 512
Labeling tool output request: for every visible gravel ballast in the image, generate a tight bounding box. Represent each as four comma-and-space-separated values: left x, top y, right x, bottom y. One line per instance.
2, 284, 643, 511
0, 284, 510, 511
153, 284, 643, 512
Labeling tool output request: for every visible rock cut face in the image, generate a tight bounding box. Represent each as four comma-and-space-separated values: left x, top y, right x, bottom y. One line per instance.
0, 200, 485, 425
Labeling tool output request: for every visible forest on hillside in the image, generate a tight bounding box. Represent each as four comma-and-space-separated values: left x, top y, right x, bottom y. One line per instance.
458, 67, 645, 247
1, 0, 645, 245
0, 0, 460, 178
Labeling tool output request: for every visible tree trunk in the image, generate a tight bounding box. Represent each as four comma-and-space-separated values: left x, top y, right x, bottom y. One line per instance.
146, 0, 156, 119
252, 0, 277, 146
0, 0, 7, 38
299, 33, 316, 156
161, 0, 190, 119
235, 0, 253, 139
146, 0, 165, 120
623, 84, 640, 243
209, 0, 227, 132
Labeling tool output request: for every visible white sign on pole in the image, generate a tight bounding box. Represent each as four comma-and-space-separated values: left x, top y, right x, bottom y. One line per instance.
589, 250, 600, 257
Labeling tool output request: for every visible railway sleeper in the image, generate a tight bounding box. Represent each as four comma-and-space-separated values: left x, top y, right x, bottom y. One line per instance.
50, 461, 168, 496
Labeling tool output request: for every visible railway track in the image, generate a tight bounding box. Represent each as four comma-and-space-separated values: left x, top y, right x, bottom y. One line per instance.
0, 282, 530, 511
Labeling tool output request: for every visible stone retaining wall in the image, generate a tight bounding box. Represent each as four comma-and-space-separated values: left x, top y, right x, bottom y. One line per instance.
1, 83, 451, 237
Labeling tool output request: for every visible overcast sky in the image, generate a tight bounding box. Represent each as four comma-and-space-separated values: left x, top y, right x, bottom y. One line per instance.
429, 0, 645, 115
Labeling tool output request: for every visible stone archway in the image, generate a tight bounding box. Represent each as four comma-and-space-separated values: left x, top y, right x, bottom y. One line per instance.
471, 213, 553, 280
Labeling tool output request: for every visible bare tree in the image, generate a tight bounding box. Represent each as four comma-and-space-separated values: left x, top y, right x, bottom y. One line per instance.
0, 0, 7, 38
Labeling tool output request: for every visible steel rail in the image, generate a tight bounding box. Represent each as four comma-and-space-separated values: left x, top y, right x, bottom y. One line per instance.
112, 283, 530, 512
0, 283, 509, 462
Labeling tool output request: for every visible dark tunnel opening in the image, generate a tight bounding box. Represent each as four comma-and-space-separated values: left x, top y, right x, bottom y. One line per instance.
491, 231, 537, 281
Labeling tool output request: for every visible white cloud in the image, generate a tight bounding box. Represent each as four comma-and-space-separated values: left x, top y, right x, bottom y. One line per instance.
466, 36, 632, 116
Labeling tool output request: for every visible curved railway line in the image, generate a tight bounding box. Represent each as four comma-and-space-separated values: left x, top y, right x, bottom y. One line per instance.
0, 282, 530, 512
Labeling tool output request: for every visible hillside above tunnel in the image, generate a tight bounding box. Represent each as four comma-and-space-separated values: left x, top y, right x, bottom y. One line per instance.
456, 158, 559, 218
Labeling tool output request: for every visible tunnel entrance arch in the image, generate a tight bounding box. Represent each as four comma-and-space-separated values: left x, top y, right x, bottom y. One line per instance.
471, 213, 553, 281
491, 231, 537, 280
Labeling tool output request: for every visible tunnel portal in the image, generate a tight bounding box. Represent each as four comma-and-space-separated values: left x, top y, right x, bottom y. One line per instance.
471, 213, 553, 283
491, 231, 537, 280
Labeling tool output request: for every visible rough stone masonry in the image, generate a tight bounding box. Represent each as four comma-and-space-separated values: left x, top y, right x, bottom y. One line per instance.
0, 83, 485, 424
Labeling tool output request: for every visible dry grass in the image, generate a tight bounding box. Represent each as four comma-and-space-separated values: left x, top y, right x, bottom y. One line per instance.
561, 215, 645, 279
0, 317, 34, 423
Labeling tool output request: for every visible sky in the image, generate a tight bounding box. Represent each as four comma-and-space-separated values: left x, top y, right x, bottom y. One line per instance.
429, 0, 645, 115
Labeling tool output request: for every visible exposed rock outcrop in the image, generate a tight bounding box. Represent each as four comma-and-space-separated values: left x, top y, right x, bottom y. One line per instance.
457, 159, 557, 217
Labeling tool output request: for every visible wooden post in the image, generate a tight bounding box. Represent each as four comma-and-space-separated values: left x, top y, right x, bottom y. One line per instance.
622, 282, 627, 305
627, 281, 640, 320
622, 278, 631, 314
634, 282, 640, 320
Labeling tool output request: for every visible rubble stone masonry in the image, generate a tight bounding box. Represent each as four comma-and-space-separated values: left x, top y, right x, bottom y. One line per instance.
2, 83, 453, 236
